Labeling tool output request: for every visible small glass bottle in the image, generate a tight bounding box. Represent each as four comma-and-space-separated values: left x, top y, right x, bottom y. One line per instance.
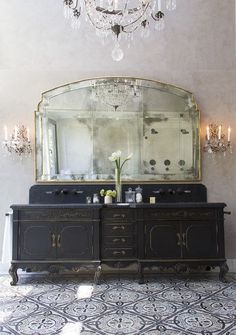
86, 196, 92, 204
125, 188, 135, 203
135, 185, 143, 203
93, 193, 100, 204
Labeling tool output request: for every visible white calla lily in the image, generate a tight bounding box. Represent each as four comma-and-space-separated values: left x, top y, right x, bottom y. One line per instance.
126, 153, 133, 160
108, 150, 132, 202
108, 155, 117, 162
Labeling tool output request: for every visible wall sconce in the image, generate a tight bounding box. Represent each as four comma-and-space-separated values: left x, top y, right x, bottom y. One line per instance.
204, 124, 232, 154
2, 125, 32, 157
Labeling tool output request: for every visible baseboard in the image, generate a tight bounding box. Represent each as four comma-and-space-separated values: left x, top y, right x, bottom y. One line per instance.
226, 259, 236, 273
0, 263, 10, 274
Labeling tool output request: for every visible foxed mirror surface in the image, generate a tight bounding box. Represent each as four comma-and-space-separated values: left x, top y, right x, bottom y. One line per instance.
35, 77, 200, 182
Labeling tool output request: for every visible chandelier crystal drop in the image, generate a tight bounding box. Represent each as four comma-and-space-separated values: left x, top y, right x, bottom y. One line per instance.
63, 0, 177, 61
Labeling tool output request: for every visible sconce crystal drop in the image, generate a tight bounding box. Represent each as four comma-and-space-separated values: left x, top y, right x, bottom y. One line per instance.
2, 125, 32, 157
204, 124, 232, 155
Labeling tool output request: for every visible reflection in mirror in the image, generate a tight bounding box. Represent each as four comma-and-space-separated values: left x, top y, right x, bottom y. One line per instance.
35, 77, 200, 182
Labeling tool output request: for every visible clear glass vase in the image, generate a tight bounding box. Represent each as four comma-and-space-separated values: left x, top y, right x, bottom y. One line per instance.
115, 168, 122, 202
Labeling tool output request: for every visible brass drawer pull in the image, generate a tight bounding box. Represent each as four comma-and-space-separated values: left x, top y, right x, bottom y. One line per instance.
51, 234, 56, 248
112, 225, 125, 230
57, 234, 61, 248
113, 238, 126, 243
113, 214, 126, 218
182, 233, 186, 247
177, 233, 181, 246
113, 250, 126, 256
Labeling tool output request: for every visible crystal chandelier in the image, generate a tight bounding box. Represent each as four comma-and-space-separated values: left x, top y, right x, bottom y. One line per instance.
63, 0, 177, 61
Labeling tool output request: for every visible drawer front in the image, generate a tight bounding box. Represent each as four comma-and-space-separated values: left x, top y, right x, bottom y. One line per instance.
18, 208, 96, 221
101, 248, 137, 259
103, 223, 135, 235
103, 236, 135, 247
102, 208, 134, 221
144, 209, 216, 220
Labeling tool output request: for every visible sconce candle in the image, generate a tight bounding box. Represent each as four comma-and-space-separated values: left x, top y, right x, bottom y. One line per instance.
27, 128, 30, 141
14, 126, 18, 141
206, 126, 210, 141
218, 125, 222, 140
228, 127, 231, 142
4, 126, 8, 141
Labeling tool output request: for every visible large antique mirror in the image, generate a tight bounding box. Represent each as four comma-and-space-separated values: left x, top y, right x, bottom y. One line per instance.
35, 77, 200, 182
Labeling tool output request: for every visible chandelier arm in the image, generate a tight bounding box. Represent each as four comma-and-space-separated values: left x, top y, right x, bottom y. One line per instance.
122, 3, 151, 29
67, 0, 79, 9
96, 4, 147, 16
73, 0, 79, 9
84, 0, 151, 32
85, 10, 112, 31
123, 24, 140, 34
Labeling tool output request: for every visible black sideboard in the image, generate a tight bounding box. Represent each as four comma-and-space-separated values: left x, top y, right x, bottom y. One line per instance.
10, 184, 229, 285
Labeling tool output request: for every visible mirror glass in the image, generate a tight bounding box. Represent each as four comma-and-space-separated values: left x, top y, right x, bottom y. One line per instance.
35, 77, 200, 182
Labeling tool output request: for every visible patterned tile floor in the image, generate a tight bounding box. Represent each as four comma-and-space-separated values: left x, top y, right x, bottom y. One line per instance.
0, 273, 236, 334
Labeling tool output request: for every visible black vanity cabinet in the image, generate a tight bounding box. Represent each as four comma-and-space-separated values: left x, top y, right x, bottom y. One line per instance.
9, 184, 229, 285
139, 204, 228, 282
10, 205, 101, 285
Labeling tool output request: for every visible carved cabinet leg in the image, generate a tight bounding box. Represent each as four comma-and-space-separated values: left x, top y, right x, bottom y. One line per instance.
219, 262, 229, 283
94, 265, 102, 285
9, 264, 18, 286
138, 262, 144, 284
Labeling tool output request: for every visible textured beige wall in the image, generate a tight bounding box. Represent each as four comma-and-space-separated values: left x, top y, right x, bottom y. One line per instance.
0, 0, 235, 260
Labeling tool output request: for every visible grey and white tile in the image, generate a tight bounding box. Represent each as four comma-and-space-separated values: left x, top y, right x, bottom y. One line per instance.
0, 274, 235, 335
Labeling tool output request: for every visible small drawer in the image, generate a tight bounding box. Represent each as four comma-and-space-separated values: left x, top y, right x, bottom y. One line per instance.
102, 208, 134, 221
18, 208, 96, 221
101, 248, 137, 259
103, 223, 135, 235
103, 236, 135, 247
144, 208, 216, 220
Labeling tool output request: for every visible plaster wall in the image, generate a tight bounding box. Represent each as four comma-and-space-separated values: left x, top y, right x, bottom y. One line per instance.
0, 0, 235, 266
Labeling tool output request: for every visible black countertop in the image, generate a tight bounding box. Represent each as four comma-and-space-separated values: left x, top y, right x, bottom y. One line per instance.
11, 202, 227, 209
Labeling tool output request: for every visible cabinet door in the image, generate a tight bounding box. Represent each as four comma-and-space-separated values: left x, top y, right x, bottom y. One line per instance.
19, 222, 56, 260
144, 221, 181, 258
56, 222, 95, 259
182, 221, 219, 258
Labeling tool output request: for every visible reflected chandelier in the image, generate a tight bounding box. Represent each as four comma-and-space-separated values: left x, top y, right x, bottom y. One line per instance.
63, 0, 177, 61
91, 81, 141, 110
